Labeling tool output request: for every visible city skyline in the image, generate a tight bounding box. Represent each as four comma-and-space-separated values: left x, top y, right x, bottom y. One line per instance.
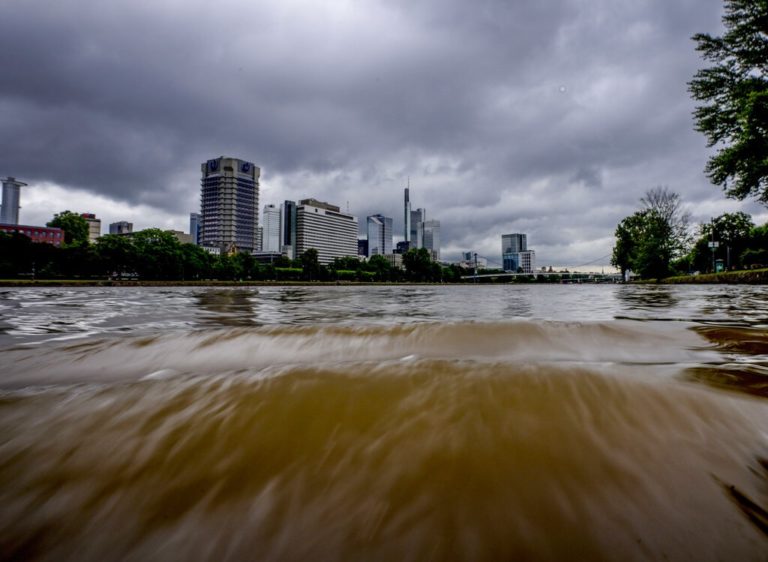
2, 0, 767, 266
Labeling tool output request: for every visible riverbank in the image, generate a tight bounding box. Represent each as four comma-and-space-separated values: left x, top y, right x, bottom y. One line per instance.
663, 268, 768, 284
0, 279, 394, 287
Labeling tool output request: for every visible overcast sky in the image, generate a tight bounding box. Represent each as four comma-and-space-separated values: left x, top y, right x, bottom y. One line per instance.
1, 0, 765, 266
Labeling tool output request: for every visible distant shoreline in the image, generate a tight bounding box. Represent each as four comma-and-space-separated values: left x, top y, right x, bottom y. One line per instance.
0, 279, 402, 287
1, 268, 766, 286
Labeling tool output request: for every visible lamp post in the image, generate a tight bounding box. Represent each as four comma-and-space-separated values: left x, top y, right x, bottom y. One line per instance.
708, 217, 719, 273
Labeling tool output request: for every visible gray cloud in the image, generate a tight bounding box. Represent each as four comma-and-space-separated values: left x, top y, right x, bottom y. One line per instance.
1, 0, 755, 265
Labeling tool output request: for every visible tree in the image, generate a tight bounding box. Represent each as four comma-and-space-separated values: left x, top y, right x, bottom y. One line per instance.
612, 211, 648, 277
0, 232, 35, 277
689, 0, 768, 203
403, 248, 434, 281
94, 234, 136, 278
611, 188, 692, 279
300, 248, 321, 281
131, 229, 183, 279
47, 211, 89, 246
180, 243, 214, 280
366, 254, 393, 281
741, 222, 768, 267
697, 211, 755, 269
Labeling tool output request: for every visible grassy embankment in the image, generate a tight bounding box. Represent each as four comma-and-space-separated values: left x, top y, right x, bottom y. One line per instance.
663, 268, 768, 284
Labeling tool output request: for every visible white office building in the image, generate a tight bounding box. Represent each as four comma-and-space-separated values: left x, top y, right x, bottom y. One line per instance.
262, 204, 281, 252
296, 199, 358, 264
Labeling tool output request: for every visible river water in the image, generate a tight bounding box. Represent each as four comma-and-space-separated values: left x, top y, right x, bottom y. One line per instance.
1, 284, 768, 560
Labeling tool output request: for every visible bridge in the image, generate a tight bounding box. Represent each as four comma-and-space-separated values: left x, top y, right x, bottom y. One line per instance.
460, 254, 622, 283
460, 271, 623, 283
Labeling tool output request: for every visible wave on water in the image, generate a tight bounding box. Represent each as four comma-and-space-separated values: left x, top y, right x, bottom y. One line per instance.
0, 320, 719, 386
2, 320, 768, 560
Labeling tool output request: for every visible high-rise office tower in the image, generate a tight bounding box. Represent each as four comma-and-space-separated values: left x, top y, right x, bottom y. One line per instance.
188, 213, 200, 244
410, 208, 425, 249
255, 227, 263, 252
502, 233, 527, 254
110, 221, 134, 235
1, 177, 27, 225
502, 233, 534, 273
200, 156, 260, 253
281, 200, 298, 259
366, 214, 393, 256
262, 204, 281, 252
296, 198, 357, 264
403, 187, 411, 245
422, 219, 441, 260
81, 213, 101, 242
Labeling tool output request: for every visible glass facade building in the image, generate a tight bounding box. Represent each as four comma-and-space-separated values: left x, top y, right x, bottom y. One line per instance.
366, 214, 393, 256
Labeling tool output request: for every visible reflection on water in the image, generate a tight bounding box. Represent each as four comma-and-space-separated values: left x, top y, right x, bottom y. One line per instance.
195, 289, 260, 327
617, 284, 680, 310
1, 284, 768, 560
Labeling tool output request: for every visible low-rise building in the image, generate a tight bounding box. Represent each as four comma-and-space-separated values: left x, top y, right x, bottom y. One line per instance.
109, 221, 133, 235
81, 213, 101, 242
0, 224, 64, 247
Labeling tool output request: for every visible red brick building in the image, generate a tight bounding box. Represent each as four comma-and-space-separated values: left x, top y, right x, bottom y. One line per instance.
0, 224, 65, 247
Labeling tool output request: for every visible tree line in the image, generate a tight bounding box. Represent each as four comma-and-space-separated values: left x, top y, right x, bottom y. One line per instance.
612, 0, 768, 280
611, 187, 767, 279
0, 211, 474, 282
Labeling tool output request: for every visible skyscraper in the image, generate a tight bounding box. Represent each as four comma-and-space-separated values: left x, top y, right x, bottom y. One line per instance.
296, 198, 357, 264
410, 208, 425, 249
282, 200, 298, 259
502, 233, 527, 254
200, 156, 260, 253
502, 233, 535, 273
366, 214, 393, 256
403, 187, 411, 245
422, 219, 441, 260
1, 177, 27, 225
188, 213, 200, 244
262, 204, 281, 252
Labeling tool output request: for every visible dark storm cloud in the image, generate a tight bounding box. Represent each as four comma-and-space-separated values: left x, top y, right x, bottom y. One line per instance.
0, 0, 742, 264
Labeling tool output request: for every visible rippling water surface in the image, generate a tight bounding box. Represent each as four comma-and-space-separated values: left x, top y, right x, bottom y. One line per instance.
1, 284, 768, 560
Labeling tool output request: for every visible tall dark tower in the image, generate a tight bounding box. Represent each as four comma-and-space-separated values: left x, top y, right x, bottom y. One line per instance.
403, 183, 411, 245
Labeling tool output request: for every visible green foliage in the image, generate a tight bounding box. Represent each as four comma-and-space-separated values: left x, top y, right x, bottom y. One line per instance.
0, 232, 35, 276
95, 234, 135, 278
130, 229, 184, 279
274, 267, 303, 281
300, 248, 322, 281
180, 244, 214, 280
741, 222, 768, 267
689, 0, 768, 203
333, 256, 362, 271
689, 211, 756, 271
612, 188, 691, 279
47, 211, 89, 246
402, 248, 435, 281
366, 254, 394, 281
